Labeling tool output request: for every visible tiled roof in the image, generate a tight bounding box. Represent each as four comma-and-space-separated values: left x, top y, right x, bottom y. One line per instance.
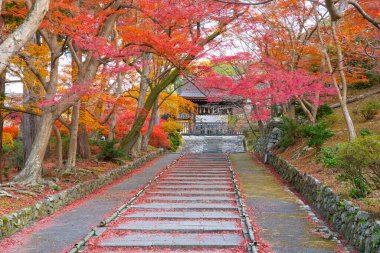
178, 81, 241, 102
178, 82, 207, 99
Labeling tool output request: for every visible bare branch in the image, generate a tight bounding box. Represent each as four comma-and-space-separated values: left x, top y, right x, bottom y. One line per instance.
348, 0, 380, 30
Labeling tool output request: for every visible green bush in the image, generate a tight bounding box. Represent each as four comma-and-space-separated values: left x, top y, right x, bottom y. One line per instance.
336, 135, 380, 197
360, 128, 372, 137
278, 117, 300, 148
320, 113, 338, 127
317, 146, 339, 168
302, 123, 334, 151
168, 131, 182, 152
5, 140, 24, 170
360, 100, 380, 121
97, 140, 124, 162
316, 104, 333, 119
349, 177, 371, 199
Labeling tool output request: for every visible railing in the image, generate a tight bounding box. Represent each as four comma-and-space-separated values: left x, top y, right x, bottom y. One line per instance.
180, 122, 243, 135
197, 105, 233, 115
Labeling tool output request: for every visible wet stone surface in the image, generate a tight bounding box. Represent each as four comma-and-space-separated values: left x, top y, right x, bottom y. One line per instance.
83, 153, 250, 252
231, 153, 340, 253
100, 233, 244, 248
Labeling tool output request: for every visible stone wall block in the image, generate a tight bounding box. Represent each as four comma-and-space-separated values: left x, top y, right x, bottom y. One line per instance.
256, 136, 379, 252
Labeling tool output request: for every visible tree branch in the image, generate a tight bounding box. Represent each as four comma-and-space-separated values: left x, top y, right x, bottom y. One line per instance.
17, 52, 49, 91
348, 0, 380, 30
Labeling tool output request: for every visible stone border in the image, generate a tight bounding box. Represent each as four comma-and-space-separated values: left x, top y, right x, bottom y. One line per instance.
260, 152, 379, 253
0, 149, 164, 239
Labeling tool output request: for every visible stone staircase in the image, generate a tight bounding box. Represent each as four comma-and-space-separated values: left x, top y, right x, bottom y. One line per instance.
81, 154, 256, 253
182, 135, 245, 153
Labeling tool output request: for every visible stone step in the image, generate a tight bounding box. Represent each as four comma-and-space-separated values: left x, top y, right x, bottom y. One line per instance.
146, 196, 233, 201
155, 185, 232, 189
114, 220, 240, 232
164, 174, 230, 177
100, 233, 243, 248
169, 172, 228, 175
159, 181, 231, 185
165, 177, 230, 181
123, 210, 240, 219
102, 249, 242, 253
172, 169, 228, 171
132, 202, 237, 210
149, 190, 235, 196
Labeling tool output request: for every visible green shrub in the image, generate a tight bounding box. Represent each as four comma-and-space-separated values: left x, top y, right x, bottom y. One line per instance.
302, 123, 334, 151
5, 140, 24, 170
349, 177, 371, 199
360, 100, 380, 121
317, 146, 339, 168
168, 131, 182, 152
316, 104, 333, 119
278, 117, 300, 148
320, 113, 338, 127
336, 135, 380, 197
360, 128, 372, 137
97, 140, 124, 161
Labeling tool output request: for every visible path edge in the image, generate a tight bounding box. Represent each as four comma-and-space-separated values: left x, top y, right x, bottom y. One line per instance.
0, 149, 164, 240
257, 151, 379, 253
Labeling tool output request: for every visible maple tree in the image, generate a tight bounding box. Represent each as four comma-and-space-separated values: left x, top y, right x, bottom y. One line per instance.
0, 0, 50, 74
0, 0, 377, 186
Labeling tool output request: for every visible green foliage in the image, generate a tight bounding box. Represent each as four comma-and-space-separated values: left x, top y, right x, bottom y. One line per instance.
320, 113, 338, 127
302, 123, 334, 151
349, 177, 371, 199
168, 132, 182, 152
317, 146, 339, 168
4, 140, 24, 170
161, 120, 183, 151
278, 117, 300, 148
97, 140, 124, 161
360, 100, 380, 121
360, 128, 372, 137
316, 104, 333, 119
50, 184, 60, 191
336, 135, 380, 198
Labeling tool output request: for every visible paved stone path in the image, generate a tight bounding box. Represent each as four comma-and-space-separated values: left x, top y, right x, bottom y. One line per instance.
2, 153, 180, 253
82, 154, 255, 253
231, 153, 344, 253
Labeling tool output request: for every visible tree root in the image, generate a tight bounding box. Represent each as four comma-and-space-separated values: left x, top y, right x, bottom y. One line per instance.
0, 190, 13, 198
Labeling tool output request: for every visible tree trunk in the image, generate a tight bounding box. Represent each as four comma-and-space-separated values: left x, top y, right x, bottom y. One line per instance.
77, 123, 90, 159
0, 0, 50, 74
21, 89, 39, 164
12, 111, 54, 185
53, 125, 63, 169
330, 88, 380, 108
120, 69, 179, 155
331, 21, 356, 141
141, 98, 159, 151
108, 112, 117, 141
65, 102, 80, 171
315, 13, 357, 141
0, 73, 5, 182
108, 67, 124, 141
130, 53, 152, 156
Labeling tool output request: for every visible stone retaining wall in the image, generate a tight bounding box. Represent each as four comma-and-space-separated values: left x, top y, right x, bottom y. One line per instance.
256, 149, 379, 253
0, 149, 164, 239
